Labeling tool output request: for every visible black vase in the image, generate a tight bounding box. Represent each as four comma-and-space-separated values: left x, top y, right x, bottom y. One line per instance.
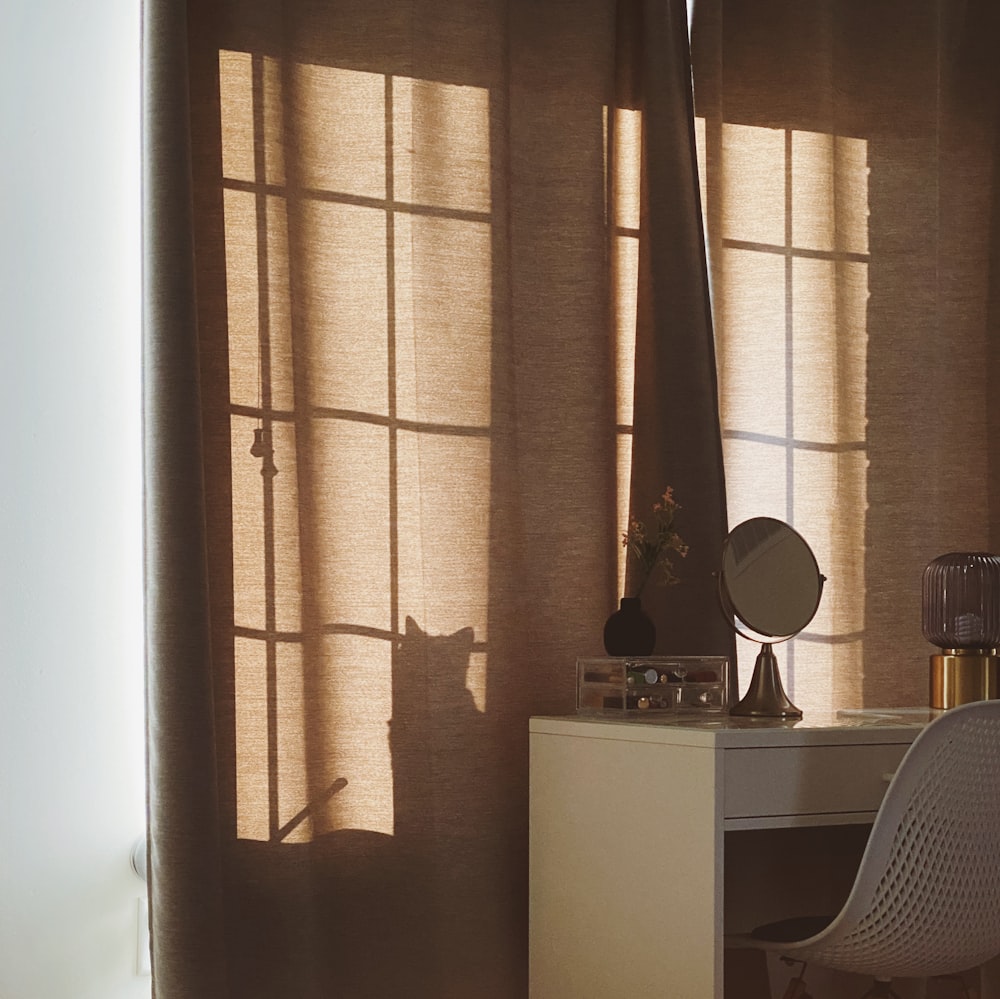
603, 596, 656, 656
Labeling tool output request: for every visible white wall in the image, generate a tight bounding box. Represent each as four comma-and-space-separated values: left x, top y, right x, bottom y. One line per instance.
0, 1, 149, 997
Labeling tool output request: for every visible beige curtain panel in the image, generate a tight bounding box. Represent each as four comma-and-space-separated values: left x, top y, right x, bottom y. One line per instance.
144, 0, 1000, 994
143, 0, 728, 995
692, 0, 1000, 714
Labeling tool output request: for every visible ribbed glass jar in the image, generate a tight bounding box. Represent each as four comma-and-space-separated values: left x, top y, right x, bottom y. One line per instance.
921, 552, 1000, 649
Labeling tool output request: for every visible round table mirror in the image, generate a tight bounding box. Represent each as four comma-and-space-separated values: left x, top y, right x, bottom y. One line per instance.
719, 517, 825, 718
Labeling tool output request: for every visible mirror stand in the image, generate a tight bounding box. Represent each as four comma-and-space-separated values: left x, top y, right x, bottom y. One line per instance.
730, 643, 802, 719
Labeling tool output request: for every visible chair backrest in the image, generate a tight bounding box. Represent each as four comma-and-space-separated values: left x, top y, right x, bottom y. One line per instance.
793, 699, 1000, 979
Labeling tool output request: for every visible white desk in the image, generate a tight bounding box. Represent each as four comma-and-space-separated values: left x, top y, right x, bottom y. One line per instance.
528, 710, 938, 999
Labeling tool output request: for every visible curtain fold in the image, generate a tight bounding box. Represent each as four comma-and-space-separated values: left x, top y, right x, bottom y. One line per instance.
143, 1, 725, 996
622, 0, 734, 665
142, 0, 229, 993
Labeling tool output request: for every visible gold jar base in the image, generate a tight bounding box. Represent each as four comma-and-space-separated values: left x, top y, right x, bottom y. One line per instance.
929, 650, 1000, 709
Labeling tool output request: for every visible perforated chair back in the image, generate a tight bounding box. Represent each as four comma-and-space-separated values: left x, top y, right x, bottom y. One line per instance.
764, 700, 1000, 979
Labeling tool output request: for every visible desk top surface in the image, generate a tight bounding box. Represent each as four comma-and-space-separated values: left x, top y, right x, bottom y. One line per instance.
529, 707, 940, 748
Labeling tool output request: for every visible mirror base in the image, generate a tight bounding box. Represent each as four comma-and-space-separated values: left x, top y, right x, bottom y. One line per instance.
730, 644, 803, 719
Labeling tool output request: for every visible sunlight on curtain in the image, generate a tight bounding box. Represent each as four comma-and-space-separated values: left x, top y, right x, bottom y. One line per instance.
219, 50, 494, 843
610, 105, 641, 596
697, 119, 870, 714
218, 54, 878, 733
605, 108, 642, 593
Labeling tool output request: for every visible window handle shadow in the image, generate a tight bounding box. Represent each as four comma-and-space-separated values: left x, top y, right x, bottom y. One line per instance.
275, 777, 348, 843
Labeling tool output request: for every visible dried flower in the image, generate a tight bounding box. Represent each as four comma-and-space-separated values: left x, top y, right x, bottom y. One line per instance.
622, 487, 689, 597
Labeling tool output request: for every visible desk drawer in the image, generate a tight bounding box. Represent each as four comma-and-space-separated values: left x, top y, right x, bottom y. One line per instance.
724, 743, 909, 820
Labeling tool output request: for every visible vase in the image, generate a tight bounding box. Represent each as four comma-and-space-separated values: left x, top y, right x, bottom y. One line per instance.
603, 596, 656, 656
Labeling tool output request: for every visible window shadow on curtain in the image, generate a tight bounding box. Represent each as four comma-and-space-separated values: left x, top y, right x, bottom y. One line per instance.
692, 0, 1000, 715
143, 0, 729, 996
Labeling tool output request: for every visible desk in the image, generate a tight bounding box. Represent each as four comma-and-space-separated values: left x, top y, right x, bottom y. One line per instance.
528, 710, 937, 999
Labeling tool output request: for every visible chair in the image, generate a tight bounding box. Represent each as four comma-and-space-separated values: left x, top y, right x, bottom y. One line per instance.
741, 699, 1000, 998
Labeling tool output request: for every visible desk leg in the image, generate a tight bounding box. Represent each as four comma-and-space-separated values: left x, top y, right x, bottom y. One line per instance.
530, 733, 723, 998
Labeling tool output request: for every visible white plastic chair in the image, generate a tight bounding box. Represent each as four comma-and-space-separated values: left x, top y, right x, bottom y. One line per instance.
744, 699, 1000, 998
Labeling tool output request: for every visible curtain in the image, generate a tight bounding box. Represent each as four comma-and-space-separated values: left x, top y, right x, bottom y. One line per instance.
142, 1, 728, 996
691, 0, 1000, 715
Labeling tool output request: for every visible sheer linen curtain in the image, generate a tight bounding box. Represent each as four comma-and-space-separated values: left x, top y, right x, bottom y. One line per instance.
691, 0, 1000, 714
142, 1, 728, 996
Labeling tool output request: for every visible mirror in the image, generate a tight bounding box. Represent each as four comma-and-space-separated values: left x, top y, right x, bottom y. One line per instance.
719, 517, 825, 719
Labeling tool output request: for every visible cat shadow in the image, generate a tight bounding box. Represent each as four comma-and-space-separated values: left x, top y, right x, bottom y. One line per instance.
225, 617, 516, 998
390, 615, 484, 843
